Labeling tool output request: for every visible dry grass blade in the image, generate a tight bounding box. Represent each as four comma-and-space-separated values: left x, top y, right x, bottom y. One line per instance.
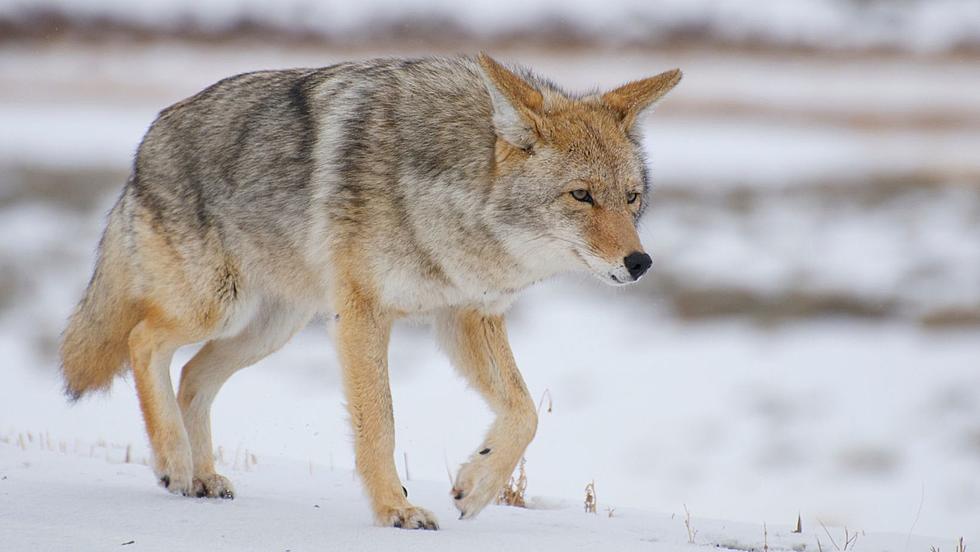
537, 389, 553, 414
584, 481, 596, 514
443, 452, 454, 487
819, 521, 859, 552
933, 537, 968, 552
497, 457, 527, 508
684, 504, 698, 544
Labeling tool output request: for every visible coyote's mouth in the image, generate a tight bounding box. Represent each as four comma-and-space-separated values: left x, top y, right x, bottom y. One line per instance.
607, 272, 634, 286
575, 251, 636, 286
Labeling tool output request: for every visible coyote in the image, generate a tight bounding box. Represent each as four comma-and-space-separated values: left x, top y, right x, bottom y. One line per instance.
60, 54, 681, 529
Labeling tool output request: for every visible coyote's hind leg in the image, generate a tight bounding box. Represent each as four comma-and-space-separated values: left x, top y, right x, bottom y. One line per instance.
129, 315, 198, 496
177, 302, 314, 498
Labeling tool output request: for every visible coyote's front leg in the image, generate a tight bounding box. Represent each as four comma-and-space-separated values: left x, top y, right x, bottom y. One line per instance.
335, 283, 438, 530
437, 308, 538, 519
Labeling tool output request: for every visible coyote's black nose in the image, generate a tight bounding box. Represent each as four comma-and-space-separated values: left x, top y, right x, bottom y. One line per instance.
624, 252, 652, 280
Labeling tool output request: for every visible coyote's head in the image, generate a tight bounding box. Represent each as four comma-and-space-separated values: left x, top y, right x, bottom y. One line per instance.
479, 53, 681, 286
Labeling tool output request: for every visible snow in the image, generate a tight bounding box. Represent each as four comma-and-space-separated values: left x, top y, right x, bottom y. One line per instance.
3, 310, 980, 545
0, 104, 148, 168
0, 439, 964, 551
1, 441, 683, 551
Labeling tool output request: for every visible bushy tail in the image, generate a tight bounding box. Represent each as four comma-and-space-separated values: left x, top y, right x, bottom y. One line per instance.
60, 204, 141, 400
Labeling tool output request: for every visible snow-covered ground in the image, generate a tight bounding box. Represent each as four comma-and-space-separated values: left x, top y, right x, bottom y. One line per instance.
4, 440, 961, 552
1, 36, 979, 549
4, 292, 980, 543
4, 312, 980, 545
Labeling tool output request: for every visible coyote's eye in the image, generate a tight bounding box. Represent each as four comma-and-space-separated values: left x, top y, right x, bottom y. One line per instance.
627, 192, 639, 204
570, 189, 593, 204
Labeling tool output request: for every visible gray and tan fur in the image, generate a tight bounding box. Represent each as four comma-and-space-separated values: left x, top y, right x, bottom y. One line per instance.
60, 54, 681, 529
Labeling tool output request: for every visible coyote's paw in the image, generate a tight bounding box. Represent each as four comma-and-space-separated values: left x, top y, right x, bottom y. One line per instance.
192, 473, 235, 499
452, 455, 511, 519
157, 470, 193, 496
377, 504, 440, 530
154, 449, 194, 496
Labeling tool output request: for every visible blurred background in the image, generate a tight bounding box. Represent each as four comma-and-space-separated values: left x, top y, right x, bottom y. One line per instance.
1, 0, 979, 542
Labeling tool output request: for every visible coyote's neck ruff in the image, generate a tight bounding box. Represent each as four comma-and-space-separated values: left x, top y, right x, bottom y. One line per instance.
60, 54, 680, 529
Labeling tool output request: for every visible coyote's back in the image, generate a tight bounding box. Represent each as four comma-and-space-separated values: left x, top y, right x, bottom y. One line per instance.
60, 58, 495, 397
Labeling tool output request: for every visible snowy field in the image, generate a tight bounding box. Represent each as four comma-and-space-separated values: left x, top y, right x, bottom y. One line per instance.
5, 312, 980, 547
2, 27, 980, 551
4, 441, 962, 552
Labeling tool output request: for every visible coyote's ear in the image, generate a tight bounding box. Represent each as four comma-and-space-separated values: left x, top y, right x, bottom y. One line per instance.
602, 68, 682, 130
477, 53, 544, 149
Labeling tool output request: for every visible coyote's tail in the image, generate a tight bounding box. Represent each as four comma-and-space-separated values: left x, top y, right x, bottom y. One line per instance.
60, 201, 141, 400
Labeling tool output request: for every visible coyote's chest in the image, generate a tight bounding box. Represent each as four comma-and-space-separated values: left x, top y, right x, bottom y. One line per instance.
378, 263, 528, 315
